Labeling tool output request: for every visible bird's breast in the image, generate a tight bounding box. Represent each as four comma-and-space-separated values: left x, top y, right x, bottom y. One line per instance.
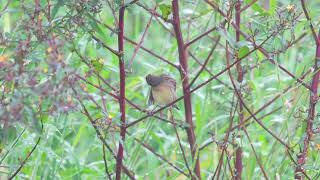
152, 85, 175, 105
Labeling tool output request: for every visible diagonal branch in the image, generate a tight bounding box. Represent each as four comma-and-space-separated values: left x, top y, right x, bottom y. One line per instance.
204, 0, 312, 91
188, 36, 220, 88
72, 87, 135, 180
127, 5, 157, 69
225, 43, 291, 151
299, 0, 319, 45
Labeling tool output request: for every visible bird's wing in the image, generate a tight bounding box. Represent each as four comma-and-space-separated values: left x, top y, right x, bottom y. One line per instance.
161, 74, 176, 91
148, 88, 154, 106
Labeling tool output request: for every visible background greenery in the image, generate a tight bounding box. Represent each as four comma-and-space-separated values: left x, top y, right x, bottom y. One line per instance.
0, 0, 320, 179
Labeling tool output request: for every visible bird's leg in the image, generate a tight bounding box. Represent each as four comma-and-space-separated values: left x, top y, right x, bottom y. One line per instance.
167, 106, 173, 120
147, 105, 159, 116
156, 105, 162, 118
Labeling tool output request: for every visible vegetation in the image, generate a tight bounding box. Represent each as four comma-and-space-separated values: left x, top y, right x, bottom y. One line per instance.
0, 0, 320, 179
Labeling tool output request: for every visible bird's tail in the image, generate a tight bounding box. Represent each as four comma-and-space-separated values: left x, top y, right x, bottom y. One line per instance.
173, 104, 179, 110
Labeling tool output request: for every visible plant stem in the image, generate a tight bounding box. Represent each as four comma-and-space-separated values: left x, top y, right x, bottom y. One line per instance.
295, 30, 320, 179
234, 1, 243, 179
115, 3, 126, 180
171, 0, 201, 179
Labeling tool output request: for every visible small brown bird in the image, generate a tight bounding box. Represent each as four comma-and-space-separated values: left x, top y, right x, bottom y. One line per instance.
146, 74, 179, 109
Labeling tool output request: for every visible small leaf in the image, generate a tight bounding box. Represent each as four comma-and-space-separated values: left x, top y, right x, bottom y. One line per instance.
159, 4, 172, 20
269, 0, 277, 15
2, 126, 17, 144
52, 0, 64, 18
256, 50, 264, 61
248, 1, 270, 16
91, 58, 104, 72
238, 46, 250, 58
86, 13, 105, 37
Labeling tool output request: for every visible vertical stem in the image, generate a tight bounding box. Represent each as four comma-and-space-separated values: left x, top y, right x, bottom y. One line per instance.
234, 1, 243, 179
171, 0, 201, 179
115, 3, 126, 180
295, 31, 320, 179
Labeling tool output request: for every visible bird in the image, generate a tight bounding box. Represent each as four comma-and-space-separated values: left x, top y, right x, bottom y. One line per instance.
145, 74, 179, 110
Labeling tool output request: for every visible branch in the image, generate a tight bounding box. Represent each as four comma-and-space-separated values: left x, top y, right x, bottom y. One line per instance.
91, 34, 120, 56
132, 135, 189, 177
211, 97, 238, 179
234, 1, 243, 179
204, 0, 312, 91
127, 5, 157, 69
102, 145, 112, 180
225, 43, 291, 151
99, 21, 179, 69
188, 36, 220, 88
72, 87, 135, 179
0, 0, 12, 18
127, 32, 274, 128
9, 119, 43, 180
169, 109, 193, 178
239, 0, 257, 13
295, 30, 320, 179
226, 41, 268, 179
300, 0, 319, 45
9, 137, 41, 180
171, 1, 200, 178
136, 2, 173, 23
184, 21, 226, 48
115, 3, 126, 180
0, 128, 26, 164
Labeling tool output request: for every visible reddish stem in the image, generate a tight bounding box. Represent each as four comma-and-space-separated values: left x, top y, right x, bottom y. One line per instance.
171, 0, 201, 179
295, 31, 320, 179
115, 4, 126, 180
234, 1, 243, 179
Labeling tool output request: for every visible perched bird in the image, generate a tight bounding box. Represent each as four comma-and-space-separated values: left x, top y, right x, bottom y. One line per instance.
146, 74, 179, 109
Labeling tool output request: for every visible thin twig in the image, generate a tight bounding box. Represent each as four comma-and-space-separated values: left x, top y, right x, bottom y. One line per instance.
102, 145, 112, 180
127, 5, 157, 69
169, 109, 193, 178
9, 119, 43, 180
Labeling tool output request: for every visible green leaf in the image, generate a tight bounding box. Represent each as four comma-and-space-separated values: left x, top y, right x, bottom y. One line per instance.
2, 126, 17, 145
269, 0, 277, 15
246, 1, 270, 16
238, 46, 250, 58
256, 50, 264, 61
159, 4, 172, 20
51, 0, 64, 19
91, 58, 104, 72
252, 3, 265, 14
86, 13, 105, 37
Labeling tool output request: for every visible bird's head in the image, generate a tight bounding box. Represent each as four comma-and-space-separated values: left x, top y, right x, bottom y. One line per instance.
146, 74, 162, 86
